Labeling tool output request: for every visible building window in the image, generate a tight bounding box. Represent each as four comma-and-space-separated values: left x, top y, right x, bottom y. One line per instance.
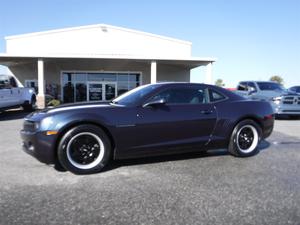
61, 71, 141, 103
63, 82, 74, 103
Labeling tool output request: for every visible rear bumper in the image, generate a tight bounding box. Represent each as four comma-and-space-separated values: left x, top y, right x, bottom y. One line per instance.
20, 130, 56, 164
262, 115, 274, 139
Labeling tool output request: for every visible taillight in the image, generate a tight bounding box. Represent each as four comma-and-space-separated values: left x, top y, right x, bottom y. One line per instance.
264, 114, 274, 120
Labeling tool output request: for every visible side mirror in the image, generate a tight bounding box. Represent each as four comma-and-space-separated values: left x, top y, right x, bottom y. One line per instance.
143, 98, 166, 108
248, 87, 256, 95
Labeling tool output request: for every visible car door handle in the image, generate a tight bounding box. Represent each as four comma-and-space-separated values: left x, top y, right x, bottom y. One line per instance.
200, 110, 213, 114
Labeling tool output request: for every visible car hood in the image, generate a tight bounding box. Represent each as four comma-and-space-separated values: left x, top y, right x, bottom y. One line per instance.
258, 90, 300, 98
26, 101, 120, 121
44, 101, 119, 113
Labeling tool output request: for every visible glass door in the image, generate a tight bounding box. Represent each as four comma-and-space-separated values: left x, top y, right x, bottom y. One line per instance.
87, 83, 103, 101
104, 82, 117, 101
87, 82, 117, 102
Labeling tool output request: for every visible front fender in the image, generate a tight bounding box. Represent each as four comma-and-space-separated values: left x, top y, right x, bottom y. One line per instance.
22, 88, 36, 103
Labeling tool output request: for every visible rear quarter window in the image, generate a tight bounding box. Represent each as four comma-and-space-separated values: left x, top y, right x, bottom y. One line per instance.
209, 89, 226, 102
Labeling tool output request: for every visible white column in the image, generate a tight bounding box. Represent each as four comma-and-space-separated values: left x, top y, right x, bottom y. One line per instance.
205, 62, 213, 84
150, 61, 157, 84
37, 58, 45, 109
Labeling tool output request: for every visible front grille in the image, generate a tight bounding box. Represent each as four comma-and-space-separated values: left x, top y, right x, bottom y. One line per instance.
282, 110, 300, 112
282, 96, 300, 105
23, 120, 36, 132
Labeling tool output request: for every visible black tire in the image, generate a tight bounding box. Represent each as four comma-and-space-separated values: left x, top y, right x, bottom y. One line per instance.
23, 95, 36, 112
57, 124, 112, 174
228, 119, 262, 157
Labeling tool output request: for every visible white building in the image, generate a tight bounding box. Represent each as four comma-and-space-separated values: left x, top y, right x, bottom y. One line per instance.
0, 24, 215, 108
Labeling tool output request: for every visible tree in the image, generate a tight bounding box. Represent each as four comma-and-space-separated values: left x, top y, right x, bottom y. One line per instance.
215, 79, 225, 87
270, 75, 284, 85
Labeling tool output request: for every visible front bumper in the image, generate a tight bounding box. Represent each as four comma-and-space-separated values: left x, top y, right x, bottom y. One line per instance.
20, 130, 57, 164
270, 95, 300, 115
271, 103, 300, 115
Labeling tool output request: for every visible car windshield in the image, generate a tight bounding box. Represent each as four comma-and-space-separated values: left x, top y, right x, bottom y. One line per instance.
111, 84, 159, 106
257, 82, 285, 91
290, 86, 300, 93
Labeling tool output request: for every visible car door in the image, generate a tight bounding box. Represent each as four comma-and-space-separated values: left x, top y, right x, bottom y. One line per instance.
134, 85, 217, 155
0, 75, 13, 108
0, 87, 11, 108
9, 76, 22, 105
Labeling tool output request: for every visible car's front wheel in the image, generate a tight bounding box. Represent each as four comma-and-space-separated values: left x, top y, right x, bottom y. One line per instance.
23, 95, 36, 112
228, 119, 262, 157
57, 124, 112, 174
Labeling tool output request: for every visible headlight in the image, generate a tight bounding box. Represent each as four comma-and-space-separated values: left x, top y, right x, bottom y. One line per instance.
34, 122, 40, 130
40, 117, 54, 130
271, 96, 282, 104
271, 96, 282, 101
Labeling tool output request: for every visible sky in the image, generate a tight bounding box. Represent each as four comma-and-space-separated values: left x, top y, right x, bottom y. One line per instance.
0, 0, 299, 87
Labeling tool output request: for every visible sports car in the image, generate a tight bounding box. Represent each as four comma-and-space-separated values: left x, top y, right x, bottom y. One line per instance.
21, 83, 274, 174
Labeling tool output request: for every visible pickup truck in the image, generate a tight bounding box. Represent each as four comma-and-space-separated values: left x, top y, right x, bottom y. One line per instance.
236, 81, 300, 117
0, 74, 36, 112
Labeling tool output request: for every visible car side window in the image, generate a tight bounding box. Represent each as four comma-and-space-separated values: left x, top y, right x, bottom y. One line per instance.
9, 76, 17, 88
209, 89, 226, 102
0, 75, 10, 89
150, 87, 207, 104
237, 82, 248, 91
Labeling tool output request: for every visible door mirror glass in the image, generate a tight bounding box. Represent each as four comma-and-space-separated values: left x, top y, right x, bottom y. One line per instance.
143, 98, 166, 108
248, 87, 256, 95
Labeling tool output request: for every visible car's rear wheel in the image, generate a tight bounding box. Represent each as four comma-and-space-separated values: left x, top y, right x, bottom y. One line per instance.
57, 124, 111, 174
228, 119, 262, 157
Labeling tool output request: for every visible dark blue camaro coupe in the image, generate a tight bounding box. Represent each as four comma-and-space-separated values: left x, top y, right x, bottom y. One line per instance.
21, 83, 274, 174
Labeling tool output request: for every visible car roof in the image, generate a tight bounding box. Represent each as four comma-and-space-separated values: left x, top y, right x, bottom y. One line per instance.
147, 82, 243, 100
150, 82, 215, 88
239, 81, 279, 83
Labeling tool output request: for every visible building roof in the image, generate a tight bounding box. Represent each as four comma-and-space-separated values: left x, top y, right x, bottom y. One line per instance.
0, 24, 216, 69
5, 24, 192, 46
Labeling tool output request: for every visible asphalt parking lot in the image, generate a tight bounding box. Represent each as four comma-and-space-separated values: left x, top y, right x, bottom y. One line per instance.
0, 110, 299, 225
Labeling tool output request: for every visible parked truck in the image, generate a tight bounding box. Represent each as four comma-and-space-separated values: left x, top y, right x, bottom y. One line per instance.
0, 74, 36, 112
236, 81, 300, 117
